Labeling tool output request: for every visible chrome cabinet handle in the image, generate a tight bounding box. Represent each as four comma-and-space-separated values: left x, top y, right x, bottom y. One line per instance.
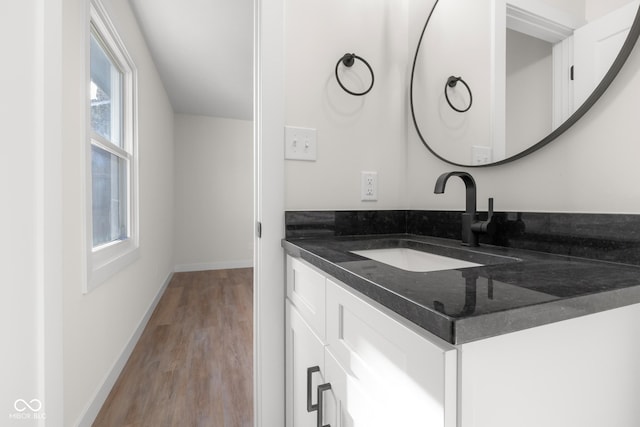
307, 366, 320, 412
317, 383, 332, 427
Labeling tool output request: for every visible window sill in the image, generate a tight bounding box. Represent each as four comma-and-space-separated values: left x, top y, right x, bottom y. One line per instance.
85, 239, 140, 293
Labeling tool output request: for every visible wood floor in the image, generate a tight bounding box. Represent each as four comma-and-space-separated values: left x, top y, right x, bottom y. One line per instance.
93, 268, 253, 427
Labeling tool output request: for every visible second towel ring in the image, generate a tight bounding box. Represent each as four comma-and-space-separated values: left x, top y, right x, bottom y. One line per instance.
335, 53, 375, 96
444, 76, 473, 112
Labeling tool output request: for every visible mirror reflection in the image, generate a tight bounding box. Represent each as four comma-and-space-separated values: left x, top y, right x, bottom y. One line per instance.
411, 0, 640, 166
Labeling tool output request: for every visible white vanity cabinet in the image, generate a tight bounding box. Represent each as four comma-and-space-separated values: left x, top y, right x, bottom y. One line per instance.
286, 255, 640, 427
286, 255, 458, 427
456, 302, 640, 427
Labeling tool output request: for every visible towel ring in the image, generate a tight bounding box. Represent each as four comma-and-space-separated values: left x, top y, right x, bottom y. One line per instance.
335, 53, 375, 96
444, 76, 472, 113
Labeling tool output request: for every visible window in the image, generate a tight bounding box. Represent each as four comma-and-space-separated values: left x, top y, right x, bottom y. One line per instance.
86, 0, 138, 291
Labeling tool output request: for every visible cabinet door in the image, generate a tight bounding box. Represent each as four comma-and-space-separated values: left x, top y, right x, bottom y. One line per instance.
286, 300, 326, 427
326, 279, 457, 427
287, 256, 326, 339
322, 348, 387, 427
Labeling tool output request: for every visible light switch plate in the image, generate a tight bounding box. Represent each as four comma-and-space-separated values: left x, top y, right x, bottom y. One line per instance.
285, 126, 317, 161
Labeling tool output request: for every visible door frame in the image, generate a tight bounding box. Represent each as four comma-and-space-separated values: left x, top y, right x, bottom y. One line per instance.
253, 0, 286, 425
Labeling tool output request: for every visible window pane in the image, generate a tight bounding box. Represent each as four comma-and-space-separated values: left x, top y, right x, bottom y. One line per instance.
92, 145, 128, 247
90, 32, 123, 147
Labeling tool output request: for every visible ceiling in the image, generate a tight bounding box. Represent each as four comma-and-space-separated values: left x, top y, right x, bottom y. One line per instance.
129, 0, 253, 120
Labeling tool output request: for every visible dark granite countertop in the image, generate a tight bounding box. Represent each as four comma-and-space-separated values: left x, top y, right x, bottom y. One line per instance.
282, 234, 640, 345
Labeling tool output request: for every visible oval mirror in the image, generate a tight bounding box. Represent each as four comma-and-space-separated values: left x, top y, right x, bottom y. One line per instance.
410, 0, 640, 167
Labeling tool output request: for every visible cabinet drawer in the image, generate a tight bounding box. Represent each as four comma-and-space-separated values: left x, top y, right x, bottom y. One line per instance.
326, 278, 457, 427
286, 256, 326, 339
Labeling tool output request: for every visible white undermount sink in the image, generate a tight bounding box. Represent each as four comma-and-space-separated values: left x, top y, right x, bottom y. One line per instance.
351, 247, 483, 272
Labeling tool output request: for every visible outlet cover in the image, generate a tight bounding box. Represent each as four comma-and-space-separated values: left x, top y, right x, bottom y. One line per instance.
361, 171, 378, 201
472, 145, 492, 165
285, 126, 317, 161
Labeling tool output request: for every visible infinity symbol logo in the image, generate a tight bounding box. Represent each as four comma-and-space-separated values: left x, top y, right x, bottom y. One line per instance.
14, 399, 42, 412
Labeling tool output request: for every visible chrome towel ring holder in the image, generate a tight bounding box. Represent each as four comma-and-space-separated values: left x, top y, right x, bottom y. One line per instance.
444, 76, 473, 112
335, 53, 375, 96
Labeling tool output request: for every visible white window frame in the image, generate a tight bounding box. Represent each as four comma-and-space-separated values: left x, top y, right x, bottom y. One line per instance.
85, 0, 139, 292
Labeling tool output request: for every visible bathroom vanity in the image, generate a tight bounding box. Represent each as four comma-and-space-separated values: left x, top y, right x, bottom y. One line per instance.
283, 234, 640, 427
275, 0, 640, 424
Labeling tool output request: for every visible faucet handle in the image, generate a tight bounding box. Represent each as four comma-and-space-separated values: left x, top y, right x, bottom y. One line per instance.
487, 197, 494, 222
471, 197, 495, 235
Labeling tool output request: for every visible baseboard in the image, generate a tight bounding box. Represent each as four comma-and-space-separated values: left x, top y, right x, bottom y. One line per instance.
174, 259, 253, 272
75, 271, 174, 427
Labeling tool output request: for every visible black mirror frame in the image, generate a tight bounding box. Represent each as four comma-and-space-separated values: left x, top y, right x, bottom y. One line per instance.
410, 0, 640, 168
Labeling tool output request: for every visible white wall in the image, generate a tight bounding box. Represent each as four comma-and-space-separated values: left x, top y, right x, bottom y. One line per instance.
285, 0, 410, 210
552, 0, 586, 20
411, 0, 495, 164
174, 114, 253, 271
1, 1, 58, 425
285, 0, 640, 214
505, 29, 553, 157
586, 0, 635, 21
61, 0, 175, 424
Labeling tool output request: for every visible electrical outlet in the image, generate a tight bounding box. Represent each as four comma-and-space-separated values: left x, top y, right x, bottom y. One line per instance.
361, 171, 378, 201
285, 126, 317, 161
472, 146, 492, 165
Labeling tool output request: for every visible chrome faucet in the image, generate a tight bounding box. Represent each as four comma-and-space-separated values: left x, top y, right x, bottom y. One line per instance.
434, 171, 494, 247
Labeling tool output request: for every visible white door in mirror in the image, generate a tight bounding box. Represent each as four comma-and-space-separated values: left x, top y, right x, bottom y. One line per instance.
573, 0, 639, 107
